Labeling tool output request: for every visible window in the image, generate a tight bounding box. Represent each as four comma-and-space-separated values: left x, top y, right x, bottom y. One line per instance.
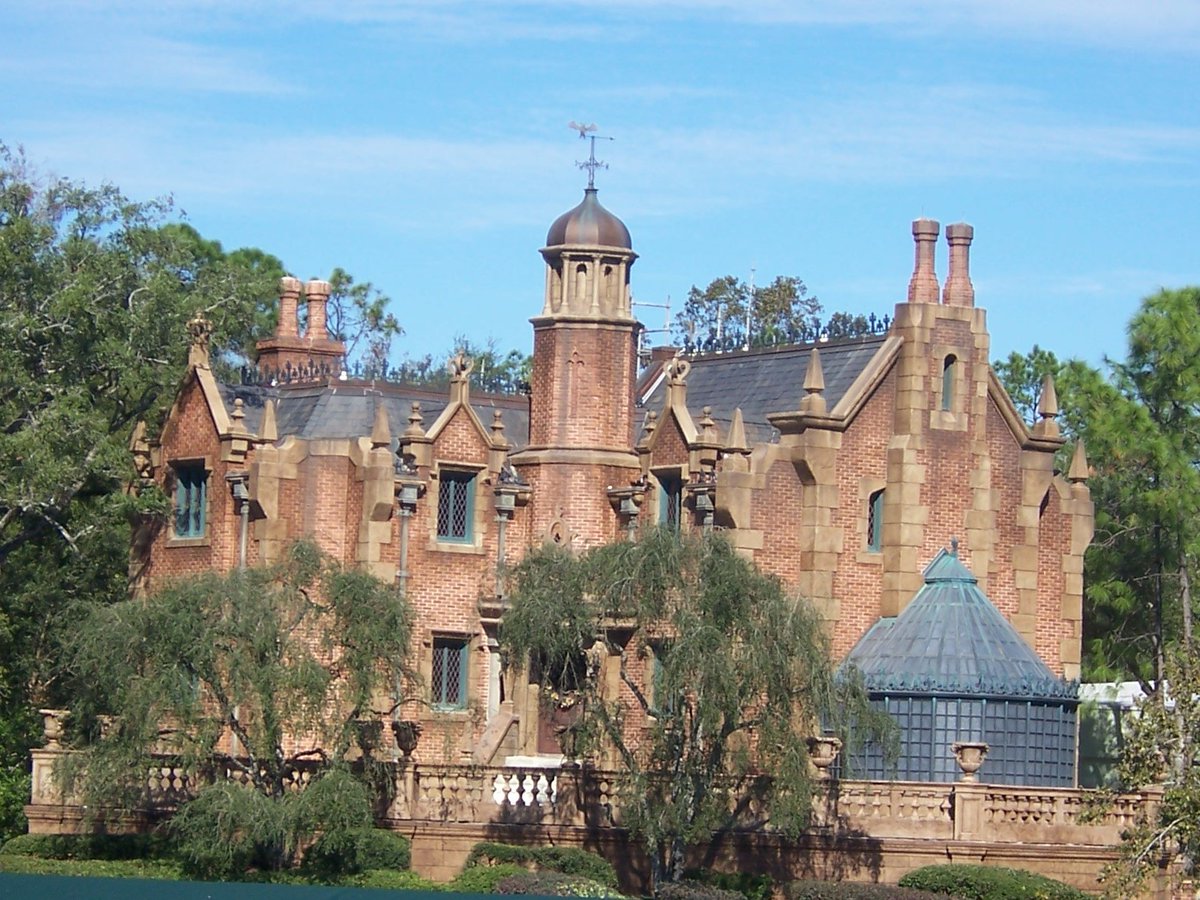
659, 473, 683, 531
173, 462, 207, 538
867, 488, 884, 552
942, 355, 957, 411
436, 470, 475, 542
432, 637, 468, 710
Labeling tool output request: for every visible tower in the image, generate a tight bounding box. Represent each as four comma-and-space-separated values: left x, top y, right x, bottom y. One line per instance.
510, 184, 642, 547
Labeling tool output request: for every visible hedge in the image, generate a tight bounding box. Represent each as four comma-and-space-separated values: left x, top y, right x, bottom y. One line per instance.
302, 827, 411, 878
786, 881, 955, 899
656, 880, 747, 900
0, 832, 176, 861
897, 864, 1090, 899
495, 870, 624, 897
465, 841, 618, 887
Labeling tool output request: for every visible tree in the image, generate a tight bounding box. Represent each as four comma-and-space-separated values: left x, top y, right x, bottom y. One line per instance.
500, 527, 890, 888
61, 541, 416, 876
393, 335, 531, 395
321, 267, 402, 373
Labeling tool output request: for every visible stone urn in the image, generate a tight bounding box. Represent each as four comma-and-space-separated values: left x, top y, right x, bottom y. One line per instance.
39, 708, 69, 750
807, 734, 843, 780
391, 719, 422, 759
952, 740, 990, 783
354, 718, 383, 758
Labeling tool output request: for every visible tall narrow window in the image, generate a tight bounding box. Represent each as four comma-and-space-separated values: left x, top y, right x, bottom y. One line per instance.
942, 355, 957, 411
867, 488, 884, 552
173, 462, 207, 538
659, 474, 683, 531
432, 637, 468, 710
437, 471, 475, 542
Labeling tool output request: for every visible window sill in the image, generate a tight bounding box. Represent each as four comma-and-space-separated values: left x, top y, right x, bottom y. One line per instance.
428, 539, 485, 555
167, 535, 211, 548
856, 549, 884, 565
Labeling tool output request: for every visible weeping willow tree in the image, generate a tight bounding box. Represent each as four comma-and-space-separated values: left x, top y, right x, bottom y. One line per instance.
501, 527, 892, 887
60, 541, 416, 876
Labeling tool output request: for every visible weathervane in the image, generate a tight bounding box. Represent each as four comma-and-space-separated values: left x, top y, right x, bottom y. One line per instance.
568, 121, 613, 189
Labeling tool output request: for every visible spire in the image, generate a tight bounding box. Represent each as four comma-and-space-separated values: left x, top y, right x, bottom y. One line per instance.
260, 399, 278, 443
725, 407, 750, 454
371, 401, 391, 449
1033, 373, 1061, 438
1068, 440, 1089, 483
800, 347, 827, 415
907, 218, 940, 304
405, 402, 425, 438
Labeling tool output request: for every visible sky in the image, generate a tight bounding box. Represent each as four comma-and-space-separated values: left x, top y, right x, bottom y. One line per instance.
4, 0, 1198, 369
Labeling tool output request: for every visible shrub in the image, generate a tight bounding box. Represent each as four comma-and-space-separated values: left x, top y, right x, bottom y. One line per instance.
0, 831, 175, 861
355, 868, 443, 891
466, 841, 618, 887
897, 864, 1090, 899
451, 861, 529, 893
303, 827, 411, 878
657, 880, 746, 900
496, 870, 623, 897
685, 869, 775, 900
786, 881, 953, 899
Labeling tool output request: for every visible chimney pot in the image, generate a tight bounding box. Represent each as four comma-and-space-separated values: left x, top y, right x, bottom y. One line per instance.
907, 218, 940, 304
943, 223, 975, 307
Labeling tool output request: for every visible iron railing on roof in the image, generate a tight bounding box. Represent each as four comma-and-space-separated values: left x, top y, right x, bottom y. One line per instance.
678, 312, 891, 357
239, 358, 531, 396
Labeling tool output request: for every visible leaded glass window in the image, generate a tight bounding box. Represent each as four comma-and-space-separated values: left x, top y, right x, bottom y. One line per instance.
432, 636, 468, 710
437, 470, 475, 542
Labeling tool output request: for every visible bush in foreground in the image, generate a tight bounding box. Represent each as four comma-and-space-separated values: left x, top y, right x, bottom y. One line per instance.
656, 880, 747, 900
303, 827, 411, 879
787, 880, 955, 899
466, 841, 618, 887
495, 870, 624, 897
1, 831, 175, 860
898, 864, 1089, 899
685, 869, 774, 900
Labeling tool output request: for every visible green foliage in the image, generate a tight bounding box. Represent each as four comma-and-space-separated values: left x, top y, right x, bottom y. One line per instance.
0, 831, 175, 860
897, 864, 1089, 899
786, 882, 952, 899
502, 528, 892, 887
323, 266, 402, 372
656, 880, 746, 900
170, 769, 372, 878
353, 867, 443, 890
993, 344, 1062, 425
683, 869, 774, 900
674, 274, 822, 351
303, 827, 411, 879
0, 854, 185, 878
466, 842, 617, 887
495, 870, 624, 897
394, 335, 531, 395
449, 861, 529, 893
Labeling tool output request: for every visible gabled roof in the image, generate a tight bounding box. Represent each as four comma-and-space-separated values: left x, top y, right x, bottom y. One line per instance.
215, 381, 529, 450
639, 334, 888, 444
844, 549, 1078, 701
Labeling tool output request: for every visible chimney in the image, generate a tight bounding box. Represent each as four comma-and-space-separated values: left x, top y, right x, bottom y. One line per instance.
305, 279, 332, 341
942, 223, 975, 307
277, 276, 301, 338
907, 218, 940, 304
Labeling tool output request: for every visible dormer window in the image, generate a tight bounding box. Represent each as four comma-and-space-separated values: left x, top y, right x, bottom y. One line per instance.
437, 470, 476, 543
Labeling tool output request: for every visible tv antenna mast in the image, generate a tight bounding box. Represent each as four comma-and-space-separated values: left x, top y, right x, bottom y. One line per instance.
569, 121, 614, 188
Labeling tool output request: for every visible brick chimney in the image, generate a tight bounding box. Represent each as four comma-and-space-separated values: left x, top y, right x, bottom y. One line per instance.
942, 223, 975, 307
907, 218, 940, 304
255, 276, 345, 379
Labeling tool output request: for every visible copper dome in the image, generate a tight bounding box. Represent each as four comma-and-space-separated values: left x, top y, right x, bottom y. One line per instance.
545, 188, 632, 250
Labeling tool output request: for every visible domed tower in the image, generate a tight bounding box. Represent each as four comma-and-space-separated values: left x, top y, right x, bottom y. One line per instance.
510, 182, 642, 547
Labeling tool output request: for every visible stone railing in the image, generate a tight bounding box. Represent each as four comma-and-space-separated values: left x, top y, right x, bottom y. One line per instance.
26, 745, 1158, 850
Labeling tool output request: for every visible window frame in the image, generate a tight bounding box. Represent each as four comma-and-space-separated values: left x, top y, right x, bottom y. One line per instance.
431, 635, 469, 711
436, 469, 476, 544
171, 460, 208, 540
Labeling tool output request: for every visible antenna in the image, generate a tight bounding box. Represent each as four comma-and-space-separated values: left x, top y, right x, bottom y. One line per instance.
633, 295, 673, 367
568, 121, 613, 189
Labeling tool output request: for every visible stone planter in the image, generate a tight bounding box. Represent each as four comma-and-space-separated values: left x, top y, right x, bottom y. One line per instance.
39, 708, 69, 750
807, 734, 843, 780
952, 740, 990, 783
391, 719, 422, 759
354, 718, 383, 758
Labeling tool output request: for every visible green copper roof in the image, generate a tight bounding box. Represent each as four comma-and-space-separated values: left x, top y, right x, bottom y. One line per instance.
844, 548, 1079, 701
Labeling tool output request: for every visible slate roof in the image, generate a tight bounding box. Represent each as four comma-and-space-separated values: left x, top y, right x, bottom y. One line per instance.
216, 380, 530, 451
638, 334, 887, 444
843, 549, 1079, 701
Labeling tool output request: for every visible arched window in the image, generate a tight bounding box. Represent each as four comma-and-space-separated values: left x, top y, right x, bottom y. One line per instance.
942, 355, 957, 411
867, 488, 885, 552
574, 263, 587, 301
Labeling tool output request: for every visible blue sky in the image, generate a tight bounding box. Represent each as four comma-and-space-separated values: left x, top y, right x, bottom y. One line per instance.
4, 1, 1197, 368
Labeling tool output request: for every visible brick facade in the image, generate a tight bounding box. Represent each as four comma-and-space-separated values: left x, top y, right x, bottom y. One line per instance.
131, 199, 1092, 771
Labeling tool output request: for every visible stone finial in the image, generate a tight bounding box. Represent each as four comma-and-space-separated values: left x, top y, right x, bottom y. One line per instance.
1068, 440, 1089, 483
942, 223, 975, 307
665, 356, 691, 385
187, 313, 213, 368
304, 279, 332, 340
232, 397, 245, 424
371, 401, 391, 449
698, 406, 719, 443
908, 218, 940, 304
1033, 373, 1061, 438
448, 350, 475, 381
725, 407, 750, 454
638, 410, 658, 448
405, 402, 425, 437
800, 347, 827, 415
278, 276, 302, 338
260, 399, 278, 443
491, 409, 508, 446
